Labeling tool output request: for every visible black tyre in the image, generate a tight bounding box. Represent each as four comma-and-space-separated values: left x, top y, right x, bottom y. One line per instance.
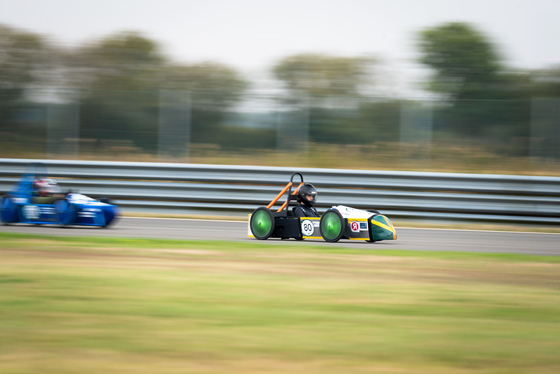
0, 196, 19, 224
320, 209, 345, 243
250, 207, 275, 240
101, 206, 120, 228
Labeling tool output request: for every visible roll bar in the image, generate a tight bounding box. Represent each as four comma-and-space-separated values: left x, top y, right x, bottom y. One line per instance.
266, 173, 305, 214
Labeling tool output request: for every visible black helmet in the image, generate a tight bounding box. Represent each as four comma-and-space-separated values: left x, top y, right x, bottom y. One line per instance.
297, 183, 317, 207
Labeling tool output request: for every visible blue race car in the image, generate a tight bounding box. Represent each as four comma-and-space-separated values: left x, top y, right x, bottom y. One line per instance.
1, 162, 119, 227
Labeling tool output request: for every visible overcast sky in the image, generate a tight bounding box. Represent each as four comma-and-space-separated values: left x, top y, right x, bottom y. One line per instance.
2, 0, 559, 94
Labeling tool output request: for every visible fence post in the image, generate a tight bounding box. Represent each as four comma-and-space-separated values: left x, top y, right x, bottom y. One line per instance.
47, 88, 80, 158
399, 100, 433, 165
531, 97, 560, 161
158, 90, 191, 160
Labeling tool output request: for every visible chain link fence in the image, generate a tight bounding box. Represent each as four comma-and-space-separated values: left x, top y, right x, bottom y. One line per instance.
1, 88, 559, 172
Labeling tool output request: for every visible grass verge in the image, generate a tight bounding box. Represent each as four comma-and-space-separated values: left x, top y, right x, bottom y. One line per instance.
1, 233, 560, 374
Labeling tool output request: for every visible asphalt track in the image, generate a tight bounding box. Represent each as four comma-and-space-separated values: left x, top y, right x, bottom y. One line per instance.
1, 217, 560, 256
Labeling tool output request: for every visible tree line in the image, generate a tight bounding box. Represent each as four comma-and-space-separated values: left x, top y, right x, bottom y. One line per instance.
1, 22, 559, 156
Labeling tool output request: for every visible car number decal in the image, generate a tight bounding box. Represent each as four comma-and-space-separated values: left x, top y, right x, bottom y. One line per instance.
22, 205, 40, 220
301, 219, 315, 236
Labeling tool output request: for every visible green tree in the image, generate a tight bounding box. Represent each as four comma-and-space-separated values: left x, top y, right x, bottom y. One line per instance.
68, 31, 165, 91
418, 22, 503, 100
271, 53, 377, 145
163, 62, 248, 107
64, 32, 249, 151
0, 24, 50, 133
272, 53, 375, 98
417, 22, 532, 139
161, 62, 249, 146
65, 32, 167, 151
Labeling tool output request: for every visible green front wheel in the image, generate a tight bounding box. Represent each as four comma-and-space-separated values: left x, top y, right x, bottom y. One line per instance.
250, 207, 275, 240
320, 209, 345, 242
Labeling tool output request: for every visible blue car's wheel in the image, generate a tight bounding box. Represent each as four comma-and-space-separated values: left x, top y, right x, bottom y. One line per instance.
102, 206, 119, 228
0, 196, 19, 224
55, 199, 77, 226
250, 207, 275, 240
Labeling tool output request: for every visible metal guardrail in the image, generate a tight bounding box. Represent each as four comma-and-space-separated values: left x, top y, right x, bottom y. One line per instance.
1, 158, 559, 224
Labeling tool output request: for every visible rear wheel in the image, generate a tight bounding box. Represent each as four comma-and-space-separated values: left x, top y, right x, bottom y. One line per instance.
320, 209, 345, 242
0, 196, 19, 224
250, 207, 275, 240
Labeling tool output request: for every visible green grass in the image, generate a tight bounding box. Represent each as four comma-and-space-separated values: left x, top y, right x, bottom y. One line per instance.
1, 233, 560, 374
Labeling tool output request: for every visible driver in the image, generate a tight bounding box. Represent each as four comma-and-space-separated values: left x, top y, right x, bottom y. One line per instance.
294, 183, 319, 218
32, 178, 62, 203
